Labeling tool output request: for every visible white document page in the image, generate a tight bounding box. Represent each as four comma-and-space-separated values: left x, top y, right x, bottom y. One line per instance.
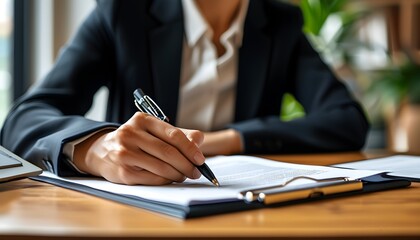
333, 155, 420, 180
41, 155, 381, 206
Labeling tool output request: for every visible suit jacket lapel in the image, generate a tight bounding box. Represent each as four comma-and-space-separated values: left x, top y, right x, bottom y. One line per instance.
236, 0, 271, 121
149, 0, 184, 123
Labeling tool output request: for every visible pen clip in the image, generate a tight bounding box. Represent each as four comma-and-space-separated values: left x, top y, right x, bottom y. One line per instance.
133, 88, 169, 122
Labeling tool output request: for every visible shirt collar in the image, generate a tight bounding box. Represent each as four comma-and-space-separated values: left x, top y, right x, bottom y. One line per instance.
181, 0, 249, 47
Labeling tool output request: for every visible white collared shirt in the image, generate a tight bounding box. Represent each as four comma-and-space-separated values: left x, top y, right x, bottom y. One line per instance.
176, 0, 249, 131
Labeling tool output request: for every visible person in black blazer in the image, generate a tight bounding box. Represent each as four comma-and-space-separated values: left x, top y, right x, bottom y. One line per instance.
0, 0, 369, 185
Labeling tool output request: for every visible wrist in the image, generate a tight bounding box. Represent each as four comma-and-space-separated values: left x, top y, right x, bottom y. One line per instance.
201, 129, 243, 156
73, 130, 112, 175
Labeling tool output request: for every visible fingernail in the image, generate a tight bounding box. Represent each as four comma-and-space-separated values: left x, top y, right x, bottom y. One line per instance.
194, 151, 205, 165
193, 168, 202, 179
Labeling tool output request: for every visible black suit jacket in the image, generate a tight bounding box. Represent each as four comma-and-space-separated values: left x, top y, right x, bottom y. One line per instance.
0, 0, 369, 176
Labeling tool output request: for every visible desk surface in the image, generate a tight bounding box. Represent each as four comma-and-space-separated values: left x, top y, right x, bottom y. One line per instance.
1, 151, 419, 240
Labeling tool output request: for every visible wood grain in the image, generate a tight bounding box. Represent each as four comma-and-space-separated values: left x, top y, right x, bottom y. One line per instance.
0, 151, 419, 239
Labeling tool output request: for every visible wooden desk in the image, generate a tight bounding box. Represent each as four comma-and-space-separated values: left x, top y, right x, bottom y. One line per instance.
1, 151, 419, 240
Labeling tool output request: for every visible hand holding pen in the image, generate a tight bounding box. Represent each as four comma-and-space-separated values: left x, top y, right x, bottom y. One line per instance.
133, 88, 220, 187
72, 93, 211, 186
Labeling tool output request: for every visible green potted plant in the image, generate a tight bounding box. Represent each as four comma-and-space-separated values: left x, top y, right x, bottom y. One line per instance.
368, 52, 420, 153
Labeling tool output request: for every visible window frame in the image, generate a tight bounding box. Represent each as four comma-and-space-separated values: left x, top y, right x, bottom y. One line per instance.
13, 0, 31, 100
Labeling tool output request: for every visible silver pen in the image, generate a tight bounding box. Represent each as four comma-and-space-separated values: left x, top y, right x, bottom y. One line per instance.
133, 88, 220, 187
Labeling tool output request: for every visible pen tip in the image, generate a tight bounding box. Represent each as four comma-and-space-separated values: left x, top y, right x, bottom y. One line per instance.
212, 179, 220, 187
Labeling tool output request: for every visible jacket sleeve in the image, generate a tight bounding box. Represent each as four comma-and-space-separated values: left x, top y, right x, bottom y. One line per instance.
0, 1, 120, 176
230, 29, 369, 154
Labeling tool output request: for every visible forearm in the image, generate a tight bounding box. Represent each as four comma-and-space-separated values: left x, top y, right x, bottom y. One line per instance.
230, 104, 369, 154
0, 102, 120, 175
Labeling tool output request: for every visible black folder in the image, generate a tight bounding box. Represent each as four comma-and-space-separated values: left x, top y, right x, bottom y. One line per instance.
31, 173, 410, 219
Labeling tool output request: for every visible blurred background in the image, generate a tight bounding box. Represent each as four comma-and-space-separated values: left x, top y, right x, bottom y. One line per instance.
0, 0, 419, 153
